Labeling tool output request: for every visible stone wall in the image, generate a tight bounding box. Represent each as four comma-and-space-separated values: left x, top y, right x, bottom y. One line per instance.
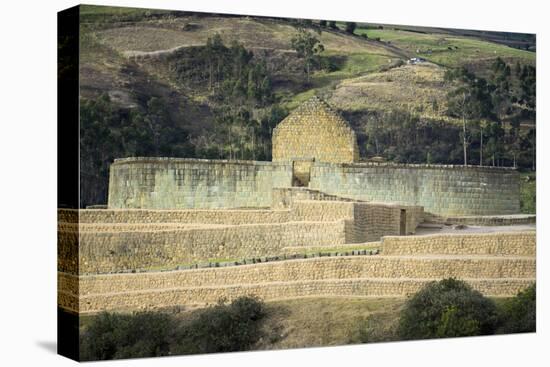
59, 254, 535, 313
59, 199, 424, 275
107, 160, 520, 216
351, 203, 423, 241
272, 96, 359, 164
77, 208, 292, 224
271, 187, 356, 209
290, 200, 355, 222
381, 231, 536, 256
58, 206, 536, 313
58, 209, 79, 287
309, 162, 520, 216
61, 221, 348, 275
108, 158, 292, 209
69, 256, 536, 293
61, 278, 534, 314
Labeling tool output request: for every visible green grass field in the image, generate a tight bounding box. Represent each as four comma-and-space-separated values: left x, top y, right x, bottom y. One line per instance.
358, 28, 535, 67
80, 5, 170, 22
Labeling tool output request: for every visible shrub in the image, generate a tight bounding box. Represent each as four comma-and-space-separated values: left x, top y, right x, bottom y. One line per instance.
345, 22, 357, 34
80, 312, 172, 361
398, 279, 498, 340
497, 283, 536, 334
319, 56, 341, 72
520, 174, 536, 214
174, 296, 267, 354
80, 296, 270, 360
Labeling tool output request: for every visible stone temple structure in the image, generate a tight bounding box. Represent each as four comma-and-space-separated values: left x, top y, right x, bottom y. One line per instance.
58, 96, 534, 315
108, 96, 520, 216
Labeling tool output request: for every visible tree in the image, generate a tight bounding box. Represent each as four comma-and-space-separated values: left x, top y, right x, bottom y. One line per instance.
204, 33, 226, 90
145, 97, 171, 155
485, 120, 505, 166
328, 21, 337, 29
345, 22, 357, 34
489, 57, 512, 126
497, 283, 536, 334
80, 312, 172, 361
319, 20, 327, 27
290, 28, 325, 82
174, 296, 267, 354
365, 113, 383, 156
519, 65, 536, 114
508, 118, 521, 167
525, 127, 536, 170
446, 68, 494, 166
398, 278, 498, 340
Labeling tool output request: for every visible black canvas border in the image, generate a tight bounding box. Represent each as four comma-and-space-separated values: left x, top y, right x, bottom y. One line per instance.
57, 4, 80, 361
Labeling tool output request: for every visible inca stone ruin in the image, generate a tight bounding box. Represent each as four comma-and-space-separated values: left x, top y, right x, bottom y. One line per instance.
58, 96, 535, 314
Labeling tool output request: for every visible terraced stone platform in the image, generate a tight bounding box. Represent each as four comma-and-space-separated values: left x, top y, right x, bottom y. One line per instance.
58, 231, 536, 314
57, 204, 535, 314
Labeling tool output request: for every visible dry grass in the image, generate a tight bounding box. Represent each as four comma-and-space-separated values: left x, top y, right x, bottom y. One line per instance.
94, 17, 397, 57
256, 297, 405, 349
328, 62, 462, 124
86, 15, 401, 107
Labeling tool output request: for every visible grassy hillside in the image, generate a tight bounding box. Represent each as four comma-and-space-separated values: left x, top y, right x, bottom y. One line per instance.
80, 4, 535, 120
328, 62, 453, 122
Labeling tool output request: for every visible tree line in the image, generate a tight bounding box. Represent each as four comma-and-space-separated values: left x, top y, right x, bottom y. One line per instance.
445, 58, 536, 168
357, 58, 535, 170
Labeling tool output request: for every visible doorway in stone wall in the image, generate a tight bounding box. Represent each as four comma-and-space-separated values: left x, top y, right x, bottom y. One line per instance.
292, 159, 313, 187
399, 209, 407, 235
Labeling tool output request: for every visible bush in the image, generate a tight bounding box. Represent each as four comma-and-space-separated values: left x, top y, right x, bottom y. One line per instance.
345, 22, 357, 34
520, 174, 536, 214
174, 296, 267, 354
80, 296, 270, 360
80, 312, 172, 361
319, 56, 342, 72
497, 283, 536, 334
398, 279, 498, 340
